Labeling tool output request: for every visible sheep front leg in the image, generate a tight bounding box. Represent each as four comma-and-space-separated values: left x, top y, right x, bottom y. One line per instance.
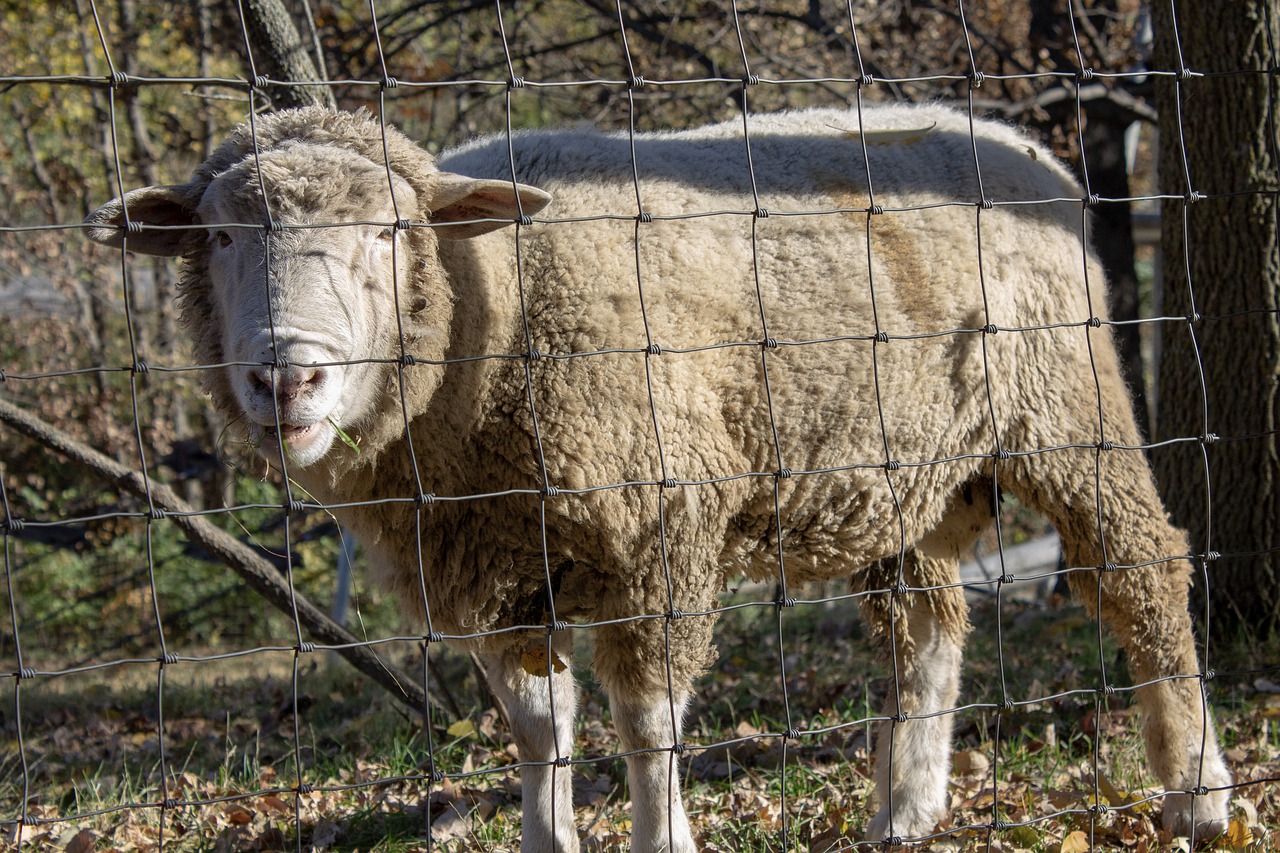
594, 616, 710, 853
608, 687, 696, 853
863, 552, 968, 842
481, 636, 580, 853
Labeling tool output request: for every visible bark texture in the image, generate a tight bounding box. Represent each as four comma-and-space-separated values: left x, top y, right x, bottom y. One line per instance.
1152, 1, 1280, 638
242, 0, 335, 109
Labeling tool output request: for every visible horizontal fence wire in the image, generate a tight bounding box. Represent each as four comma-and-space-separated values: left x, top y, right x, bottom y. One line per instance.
1, 0, 1278, 851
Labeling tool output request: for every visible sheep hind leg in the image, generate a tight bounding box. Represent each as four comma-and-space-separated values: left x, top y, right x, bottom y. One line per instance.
1007, 447, 1231, 841
480, 634, 580, 853
861, 548, 970, 842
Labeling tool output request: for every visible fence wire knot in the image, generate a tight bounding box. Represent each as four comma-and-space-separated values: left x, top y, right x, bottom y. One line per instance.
272, 354, 289, 370
776, 467, 792, 479
148, 507, 166, 520
1193, 785, 1210, 796
541, 485, 559, 499
1086, 193, 1101, 207
993, 448, 1011, 461
296, 783, 315, 795
743, 74, 760, 86
875, 331, 889, 343
551, 620, 569, 632
1078, 67, 1095, 82
1201, 433, 1218, 445
1090, 803, 1109, 817
130, 360, 149, 375
297, 642, 316, 654
646, 343, 662, 356
1098, 684, 1117, 697
1098, 440, 1114, 452
381, 76, 399, 89
628, 76, 645, 89
982, 324, 998, 335
998, 573, 1015, 585
893, 582, 909, 596
527, 349, 543, 361
784, 727, 801, 740
884, 460, 901, 472
430, 770, 445, 783
395, 218, 412, 232
660, 477, 677, 489
1100, 562, 1118, 573
672, 742, 688, 755
859, 73, 875, 87
991, 819, 1009, 832
666, 609, 685, 620
124, 220, 144, 234
1177, 67, 1195, 82
108, 70, 129, 87
1001, 698, 1015, 711
882, 836, 903, 847
0, 368, 6, 382
869, 203, 884, 216
1205, 550, 1221, 561
268, 220, 285, 234
509, 76, 526, 89
776, 596, 796, 608
285, 499, 307, 514
400, 354, 417, 367
969, 70, 985, 88
252, 75, 271, 90
20, 814, 44, 827
555, 756, 571, 768
761, 337, 778, 349
415, 492, 435, 507
161, 797, 180, 810
1087, 316, 1102, 328
18, 667, 37, 680
754, 207, 770, 219
518, 215, 534, 226
161, 653, 180, 665
1202, 669, 1216, 682
427, 631, 445, 644
1187, 190, 1204, 204
4, 517, 25, 533
637, 212, 653, 224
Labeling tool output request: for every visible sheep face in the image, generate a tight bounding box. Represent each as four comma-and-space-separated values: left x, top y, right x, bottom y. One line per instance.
195, 145, 419, 466
84, 132, 552, 468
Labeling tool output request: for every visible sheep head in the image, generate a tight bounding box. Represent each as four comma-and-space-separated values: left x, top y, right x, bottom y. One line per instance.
84, 110, 551, 468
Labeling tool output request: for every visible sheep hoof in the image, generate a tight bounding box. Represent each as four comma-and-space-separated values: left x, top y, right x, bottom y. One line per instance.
865, 805, 941, 844
1161, 789, 1230, 843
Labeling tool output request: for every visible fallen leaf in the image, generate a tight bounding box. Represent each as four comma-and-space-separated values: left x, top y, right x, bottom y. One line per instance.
520, 644, 568, 677
311, 818, 341, 851
225, 805, 253, 826
447, 718, 477, 739
1060, 830, 1090, 853
63, 829, 96, 853
1224, 817, 1253, 849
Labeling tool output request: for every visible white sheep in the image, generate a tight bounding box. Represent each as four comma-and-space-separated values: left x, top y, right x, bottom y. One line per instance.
85, 105, 1231, 851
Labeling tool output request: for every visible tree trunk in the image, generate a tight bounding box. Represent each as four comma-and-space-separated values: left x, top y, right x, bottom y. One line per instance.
240, 0, 335, 110
1152, 1, 1280, 639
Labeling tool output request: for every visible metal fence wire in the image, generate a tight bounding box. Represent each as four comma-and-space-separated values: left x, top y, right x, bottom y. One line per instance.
1, 1, 1278, 851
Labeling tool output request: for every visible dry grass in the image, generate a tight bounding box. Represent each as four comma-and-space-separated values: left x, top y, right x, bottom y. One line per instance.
2, 590, 1277, 852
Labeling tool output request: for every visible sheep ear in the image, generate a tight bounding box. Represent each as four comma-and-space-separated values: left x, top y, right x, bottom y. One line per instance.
427, 173, 552, 240
84, 185, 195, 256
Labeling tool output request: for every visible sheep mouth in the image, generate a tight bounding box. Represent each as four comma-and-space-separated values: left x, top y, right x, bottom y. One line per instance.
263, 422, 323, 449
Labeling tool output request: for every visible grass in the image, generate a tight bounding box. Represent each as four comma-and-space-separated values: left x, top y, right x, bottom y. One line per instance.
2, 582, 1276, 852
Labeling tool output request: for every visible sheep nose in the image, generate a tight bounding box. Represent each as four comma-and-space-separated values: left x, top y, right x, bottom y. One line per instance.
248, 363, 325, 403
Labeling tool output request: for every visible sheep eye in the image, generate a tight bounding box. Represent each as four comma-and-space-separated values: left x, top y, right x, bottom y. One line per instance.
378, 227, 396, 242
214, 231, 232, 248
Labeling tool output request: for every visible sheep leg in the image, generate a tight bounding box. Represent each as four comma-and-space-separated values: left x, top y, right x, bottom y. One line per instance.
481, 635, 580, 853
862, 549, 970, 841
607, 686, 696, 853
593, 614, 711, 853
1009, 447, 1231, 840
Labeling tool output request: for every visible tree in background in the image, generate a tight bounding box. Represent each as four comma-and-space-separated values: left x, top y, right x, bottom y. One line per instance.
1153, 0, 1280, 639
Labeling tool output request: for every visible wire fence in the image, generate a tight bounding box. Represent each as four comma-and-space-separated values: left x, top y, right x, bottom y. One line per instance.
1, 1, 1278, 851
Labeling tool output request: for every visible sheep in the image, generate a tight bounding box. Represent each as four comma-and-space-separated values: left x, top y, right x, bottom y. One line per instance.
84, 104, 1231, 851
